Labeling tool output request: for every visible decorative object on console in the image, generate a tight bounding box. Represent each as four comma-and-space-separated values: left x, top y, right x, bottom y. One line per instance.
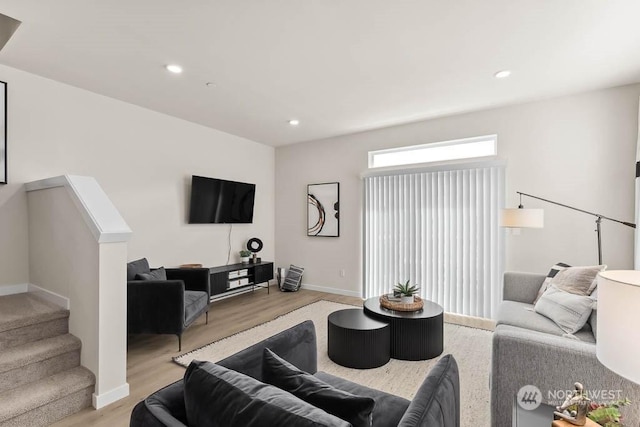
501, 191, 636, 264
239, 250, 251, 264
597, 270, 640, 385
180, 263, 204, 268
308, 182, 340, 237
0, 80, 5, 185
247, 237, 263, 263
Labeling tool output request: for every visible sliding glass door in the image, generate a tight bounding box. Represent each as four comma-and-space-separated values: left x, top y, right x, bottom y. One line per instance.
363, 161, 505, 318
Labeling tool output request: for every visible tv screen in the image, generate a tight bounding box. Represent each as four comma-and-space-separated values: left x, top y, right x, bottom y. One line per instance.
188, 175, 256, 224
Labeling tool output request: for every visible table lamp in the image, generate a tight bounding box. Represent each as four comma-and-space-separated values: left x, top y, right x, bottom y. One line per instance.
596, 270, 640, 385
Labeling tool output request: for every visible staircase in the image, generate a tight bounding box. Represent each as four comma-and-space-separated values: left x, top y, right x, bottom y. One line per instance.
0, 293, 95, 427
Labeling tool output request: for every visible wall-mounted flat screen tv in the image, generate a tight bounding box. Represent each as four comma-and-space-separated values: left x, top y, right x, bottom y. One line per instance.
188, 175, 256, 224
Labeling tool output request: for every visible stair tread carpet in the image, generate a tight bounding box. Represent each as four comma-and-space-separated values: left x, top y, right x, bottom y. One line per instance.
0, 366, 95, 423
0, 334, 80, 374
0, 294, 68, 333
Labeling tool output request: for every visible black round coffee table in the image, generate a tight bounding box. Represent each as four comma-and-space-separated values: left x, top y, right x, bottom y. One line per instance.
327, 309, 390, 369
363, 297, 443, 361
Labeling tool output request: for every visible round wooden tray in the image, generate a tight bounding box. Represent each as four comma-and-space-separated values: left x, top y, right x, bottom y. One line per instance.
379, 294, 424, 312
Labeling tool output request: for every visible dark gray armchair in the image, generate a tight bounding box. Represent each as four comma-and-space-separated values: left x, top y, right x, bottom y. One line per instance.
127, 258, 210, 351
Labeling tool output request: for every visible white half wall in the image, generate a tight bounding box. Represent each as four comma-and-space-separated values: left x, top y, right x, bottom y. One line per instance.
276, 84, 640, 295
0, 63, 275, 287
27, 177, 132, 408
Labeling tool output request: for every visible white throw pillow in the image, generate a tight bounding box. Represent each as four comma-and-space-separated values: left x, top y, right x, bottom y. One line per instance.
549, 265, 605, 296
534, 285, 595, 334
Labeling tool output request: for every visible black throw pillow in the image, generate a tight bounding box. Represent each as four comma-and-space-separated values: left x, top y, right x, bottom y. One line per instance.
136, 267, 167, 281
184, 360, 350, 427
263, 348, 375, 427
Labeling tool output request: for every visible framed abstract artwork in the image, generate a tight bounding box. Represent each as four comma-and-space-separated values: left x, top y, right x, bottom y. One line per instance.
0, 81, 5, 184
307, 182, 339, 237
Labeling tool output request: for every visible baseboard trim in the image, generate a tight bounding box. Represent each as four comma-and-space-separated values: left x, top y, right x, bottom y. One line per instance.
300, 283, 362, 298
0, 283, 28, 296
92, 382, 130, 409
444, 312, 496, 331
27, 284, 70, 309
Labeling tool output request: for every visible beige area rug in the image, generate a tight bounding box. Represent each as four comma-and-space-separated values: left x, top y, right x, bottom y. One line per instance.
173, 300, 492, 427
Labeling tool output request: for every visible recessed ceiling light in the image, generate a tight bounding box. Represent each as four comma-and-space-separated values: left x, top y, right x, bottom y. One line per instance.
288, 119, 300, 126
494, 70, 511, 79
205, 82, 216, 87
165, 64, 183, 74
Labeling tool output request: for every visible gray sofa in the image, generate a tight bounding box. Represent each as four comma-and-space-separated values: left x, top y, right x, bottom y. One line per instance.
491, 271, 640, 427
131, 320, 460, 427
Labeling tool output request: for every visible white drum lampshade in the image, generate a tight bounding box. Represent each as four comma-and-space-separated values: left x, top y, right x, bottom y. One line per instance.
596, 270, 640, 384
500, 208, 544, 228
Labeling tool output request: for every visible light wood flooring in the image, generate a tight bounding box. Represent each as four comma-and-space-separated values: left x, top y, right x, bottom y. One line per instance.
52, 287, 363, 427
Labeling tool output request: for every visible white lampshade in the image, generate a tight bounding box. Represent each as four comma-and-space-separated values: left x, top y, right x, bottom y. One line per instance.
597, 270, 640, 384
500, 208, 544, 228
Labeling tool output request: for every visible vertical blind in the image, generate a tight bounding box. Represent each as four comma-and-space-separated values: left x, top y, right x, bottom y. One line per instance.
363, 162, 505, 318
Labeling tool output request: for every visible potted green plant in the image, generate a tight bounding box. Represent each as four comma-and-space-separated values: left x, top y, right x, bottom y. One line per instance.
394, 280, 420, 304
588, 397, 631, 426
239, 250, 251, 264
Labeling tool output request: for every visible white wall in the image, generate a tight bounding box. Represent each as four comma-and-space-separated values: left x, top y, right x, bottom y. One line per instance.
0, 63, 275, 289
275, 84, 640, 296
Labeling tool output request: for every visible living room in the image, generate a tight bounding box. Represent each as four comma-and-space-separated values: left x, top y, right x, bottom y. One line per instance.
0, 1, 639, 427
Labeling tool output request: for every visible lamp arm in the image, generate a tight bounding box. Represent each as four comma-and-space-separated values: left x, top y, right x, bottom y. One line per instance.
517, 192, 636, 229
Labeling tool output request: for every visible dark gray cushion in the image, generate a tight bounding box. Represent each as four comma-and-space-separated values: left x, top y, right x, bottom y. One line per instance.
217, 320, 318, 381
127, 258, 150, 281
183, 360, 350, 427
263, 348, 374, 427
315, 371, 409, 427
398, 354, 460, 427
136, 267, 167, 281
139, 380, 188, 426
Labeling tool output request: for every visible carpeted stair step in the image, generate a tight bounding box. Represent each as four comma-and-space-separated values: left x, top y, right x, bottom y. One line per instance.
0, 294, 69, 351
0, 366, 95, 427
0, 334, 81, 393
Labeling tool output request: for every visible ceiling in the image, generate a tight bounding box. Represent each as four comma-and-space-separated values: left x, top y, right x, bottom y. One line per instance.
0, 1, 639, 147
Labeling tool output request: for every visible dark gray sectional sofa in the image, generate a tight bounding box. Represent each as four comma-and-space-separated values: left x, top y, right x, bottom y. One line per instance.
130, 320, 460, 427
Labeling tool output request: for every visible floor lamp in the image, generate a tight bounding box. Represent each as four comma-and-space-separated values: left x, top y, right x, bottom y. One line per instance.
501, 191, 636, 265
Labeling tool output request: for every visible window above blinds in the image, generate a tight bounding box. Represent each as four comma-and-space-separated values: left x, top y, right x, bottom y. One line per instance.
368, 134, 497, 169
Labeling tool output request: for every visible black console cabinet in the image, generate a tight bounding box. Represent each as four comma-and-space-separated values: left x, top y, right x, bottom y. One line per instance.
208, 261, 274, 301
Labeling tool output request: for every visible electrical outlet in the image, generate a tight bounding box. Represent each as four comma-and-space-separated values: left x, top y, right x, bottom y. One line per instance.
339, 269, 346, 278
